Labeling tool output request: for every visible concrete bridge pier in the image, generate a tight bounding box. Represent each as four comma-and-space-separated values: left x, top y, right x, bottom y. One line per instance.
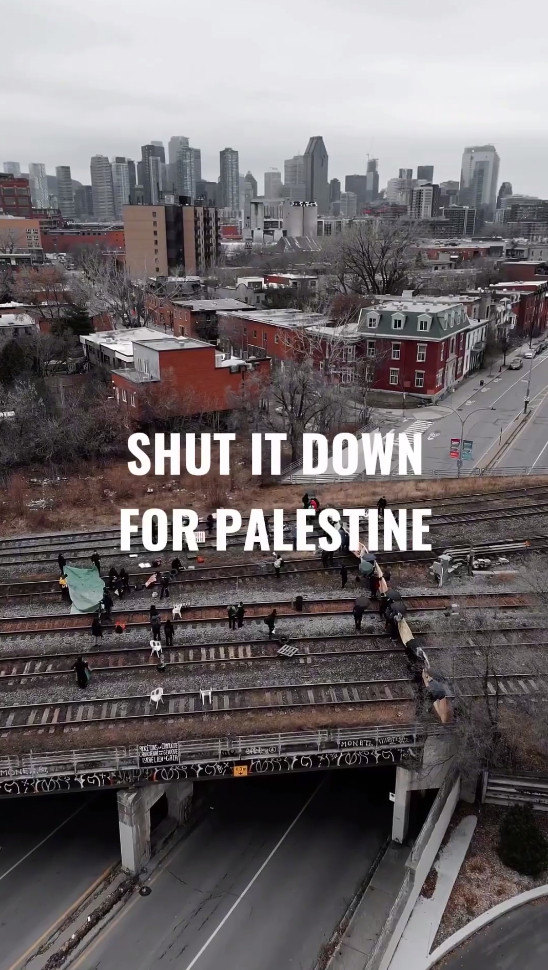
392, 734, 457, 843
118, 780, 193, 873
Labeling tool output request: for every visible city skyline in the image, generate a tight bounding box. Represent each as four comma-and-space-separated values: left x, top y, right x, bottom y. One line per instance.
0, 0, 546, 196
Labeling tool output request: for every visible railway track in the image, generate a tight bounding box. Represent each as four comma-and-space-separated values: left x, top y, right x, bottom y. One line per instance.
0, 670, 545, 734
1, 486, 548, 569
0, 591, 534, 636
1, 626, 546, 684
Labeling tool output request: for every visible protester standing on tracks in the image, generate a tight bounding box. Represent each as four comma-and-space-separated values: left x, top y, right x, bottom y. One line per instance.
72, 656, 91, 689
265, 609, 277, 637
108, 566, 118, 589
353, 603, 364, 631
341, 564, 348, 589
57, 552, 66, 576
171, 557, 183, 574
151, 613, 161, 640
236, 602, 245, 628
91, 614, 103, 643
102, 590, 113, 621
302, 493, 310, 509
91, 551, 101, 573
206, 513, 214, 535
164, 619, 174, 646
227, 604, 237, 630
294, 595, 304, 612
273, 554, 283, 580
377, 497, 387, 518
159, 573, 170, 600
119, 567, 129, 594
339, 526, 350, 554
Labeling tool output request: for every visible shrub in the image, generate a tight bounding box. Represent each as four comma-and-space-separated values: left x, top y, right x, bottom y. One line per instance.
498, 804, 548, 877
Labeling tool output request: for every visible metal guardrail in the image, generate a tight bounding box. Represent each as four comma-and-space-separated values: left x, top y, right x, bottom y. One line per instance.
482, 771, 548, 811
283, 464, 548, 483
0, 723, 429, 781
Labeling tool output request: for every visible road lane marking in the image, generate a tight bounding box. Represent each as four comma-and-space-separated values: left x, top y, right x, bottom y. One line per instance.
182, 781, 324, 970
0, 803, 87, 883
529, 437, 548, 472
5, 862, 116, 970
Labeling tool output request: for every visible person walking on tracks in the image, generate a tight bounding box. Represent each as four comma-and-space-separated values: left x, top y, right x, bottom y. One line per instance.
72, 656, 91, 689
164, 619, 174, 647
377, 496, 387, 518
264, 609, 277, 638
151, 613, 161, 641
91, 551, 101, 573
273, 554, 283, 580
206, 513, 215, 535
236, 602, 245, 628
159, 573, 170, 600
353, 603, 364, 632
57, 552, 67, 576
108, 566, 118, 589
302, 493, 310, 509
102, 590, 113, 622
227, 604, 237, 630
91, 614, 103, 644
341, 564, 348, 589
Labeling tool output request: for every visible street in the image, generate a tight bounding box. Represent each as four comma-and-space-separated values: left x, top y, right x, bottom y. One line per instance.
435, 899, 548, 970
69, 771, 391, 970
0, 792, 119, 970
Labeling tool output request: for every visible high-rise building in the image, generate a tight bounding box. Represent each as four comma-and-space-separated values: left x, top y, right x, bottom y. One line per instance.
111, 157, 131, 218
123, 202, 220, 278
330, 179, 341, 204
244, 171, 258, 198
74, 185, 94, 220
441, 205, 476, 236
127, 160, 137, 203
409, 183, 440, 219
439, 180, 460, 209
192, 148, 201, 185
28, 163, 49, 208
196, 181, 218, 206
284, 155, 306, 201
141, 145, 166, 205
459, 145, 500, 218
90, 155, 116, 221
219, 148, 239, 209
167, 136, 189, 192
303, 137, 328, 214
3, 162, 21, 176
176, 146, 200, 201
339, 191, 357, 218
417, 165, 434, 182
345, 175, 367, 211
386, 175, 414, 207
151, 141, 165, 161
264, 169, 282, 198
365, 158, 379, 202
399, 168, 413, 180
497, 181, 513, 208
55, 165, 75, 220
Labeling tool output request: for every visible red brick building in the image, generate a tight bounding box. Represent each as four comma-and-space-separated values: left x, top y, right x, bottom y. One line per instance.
218, 308, 329, 361
489, 281, 548, 339
499, 261, 548, 283
0, 174, 33, 217
109, 335, 270, 418
41, 226, 125, 254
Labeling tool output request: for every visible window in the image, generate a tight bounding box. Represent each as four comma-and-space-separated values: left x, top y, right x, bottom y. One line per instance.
253, 330, 257, 338
274, 334, 279, 343
391, 342, 401, 360
366, 340, 376, 358
389, 368, 399, 386
367, 314, 378, 328
436, 367, 444, 386
392, 317, 404, 330
417, 343, 427, 362
415, 371, 425, 388
114, 387, 119, 402
319, 361, 324, 371
450, 336, 456, 355
153, 220, 157, 227
345, 345, 356, 362
440, 343, 445, 361
263, 332, 267, 345
121, 388, 127, 403
153, 230, 157, 237
152, 211, 157, 217
130, 393, 137, 407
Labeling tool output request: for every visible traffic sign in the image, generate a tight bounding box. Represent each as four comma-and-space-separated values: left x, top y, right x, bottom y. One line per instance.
233, 765, 248, 777
449, 437, 461, 459
462, 439, 473, 460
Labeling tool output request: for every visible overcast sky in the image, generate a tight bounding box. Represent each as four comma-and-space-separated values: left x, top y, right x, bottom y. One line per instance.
1, 0, 546, 195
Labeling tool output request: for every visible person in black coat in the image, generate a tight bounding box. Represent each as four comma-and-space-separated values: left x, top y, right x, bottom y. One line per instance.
151, 614, 161, 640
159, 574, 170, 599
171, 557, 183, 574
377, 496, 387, 517
91, 551, 101, 572
91, 615, 102, 642
73, 656, 90, 689
164, 619, 174, 646
227, 605, 237, 630
352, 604, 364, 631
108, 566, 118, 589
206, 513, 214, 535
119, 568, 129, 591
102, 591, 113, 621
236, 603, 245, 628
58, 553, 67, 576
264, 609, 277, 637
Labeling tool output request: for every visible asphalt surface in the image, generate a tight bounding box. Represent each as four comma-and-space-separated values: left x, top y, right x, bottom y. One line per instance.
70, 771, 392, 970
0, 792, 119, 970
437, 898, 548, 970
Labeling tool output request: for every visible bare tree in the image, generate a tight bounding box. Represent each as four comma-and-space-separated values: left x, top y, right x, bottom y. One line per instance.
0, 228, 20, 254
13, 265, 86, 321
77, 250, 155, 329
327, 219, 417, 295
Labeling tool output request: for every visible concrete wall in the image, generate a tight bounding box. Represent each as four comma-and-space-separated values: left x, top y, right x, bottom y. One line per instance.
118, 780, 193, 873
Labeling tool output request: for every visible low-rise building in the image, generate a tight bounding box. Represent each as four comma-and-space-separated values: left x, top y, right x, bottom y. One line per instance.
0, 311, 39, 342
488, 280, 548, 339
218, 308, 328, 360
0, 215, 42, 250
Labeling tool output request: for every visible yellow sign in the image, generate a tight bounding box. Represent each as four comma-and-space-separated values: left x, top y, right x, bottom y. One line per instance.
233, 765, 248, 777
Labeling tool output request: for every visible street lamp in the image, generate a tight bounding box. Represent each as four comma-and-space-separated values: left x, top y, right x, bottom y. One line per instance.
444, 405, 497, 477
523, 353, 534, 415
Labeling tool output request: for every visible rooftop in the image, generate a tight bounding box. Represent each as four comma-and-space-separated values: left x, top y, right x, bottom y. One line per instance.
222, 308, 328, 329
173, 299, 252, 312
0, 313, 37, 328
135, 336, 213, 352
373, 300, 463, 314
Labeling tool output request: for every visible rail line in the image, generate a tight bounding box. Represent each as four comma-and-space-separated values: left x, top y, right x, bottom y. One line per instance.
0, 671, 545, 734
1, 487, 548, 568
0, 591, 535, 636
1, 626, 546, 684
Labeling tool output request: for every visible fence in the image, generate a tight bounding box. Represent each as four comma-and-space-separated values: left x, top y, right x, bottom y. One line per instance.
481, 771, 548, 811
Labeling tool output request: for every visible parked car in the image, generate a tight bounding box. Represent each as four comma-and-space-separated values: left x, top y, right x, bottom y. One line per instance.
509, 358, 523, 370
524, 351, 534, 359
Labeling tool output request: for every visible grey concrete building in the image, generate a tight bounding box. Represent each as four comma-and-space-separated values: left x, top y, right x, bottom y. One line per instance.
55, 165, 75, 220
90, 155, 116, 222
304, 136, 329, 214
219, 147, 239, 209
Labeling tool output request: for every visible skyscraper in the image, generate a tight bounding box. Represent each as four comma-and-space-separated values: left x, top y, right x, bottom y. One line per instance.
409, 183, 440, 219
244, 171, 258, 197
127, 160, 137, 203
3, 162, 21, 176
303, 137, 328, 214
417, 165, 434, 182
90, 155, 116, 221
28, 163, 49, 208
55, 165, 75, 219
497, 181, 513, 208
264, 169, 282, 198
168, 136, 189, 192
345, 175, 367, 211
284, 155, 306, 201
365, 158, 379, 202
399, 168, 413, 180
141, 144, 166, 205
459, 145, 500, 218
219, 148, 239, 209
111, 157, 131, 218
176, 146, 200, 201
